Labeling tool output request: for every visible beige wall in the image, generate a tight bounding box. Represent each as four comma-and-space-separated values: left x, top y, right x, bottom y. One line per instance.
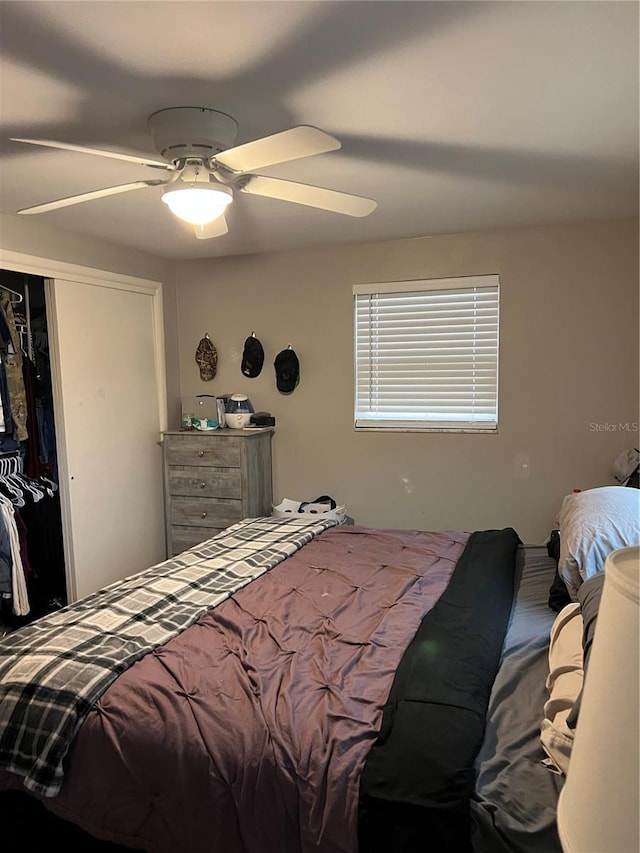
6, 212, 633, 545
0, 213, 181, 423
175, 217, 639, 544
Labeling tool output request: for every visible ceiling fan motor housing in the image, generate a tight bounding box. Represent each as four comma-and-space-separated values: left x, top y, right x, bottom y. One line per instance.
148, 107, 239, 165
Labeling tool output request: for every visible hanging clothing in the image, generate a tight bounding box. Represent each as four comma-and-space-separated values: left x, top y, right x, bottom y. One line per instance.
0, 277, 64, 625
0, 511, 12, 595
0, 304, 13, 347
23, 356, 47, 479
0, 502, 29, 615
14, 511, 34, 584
0, 464, 64, 622
35, 351, 57, 479
0, 360, 14, 438
18, 490, 65, 614
0, 294, 28, 441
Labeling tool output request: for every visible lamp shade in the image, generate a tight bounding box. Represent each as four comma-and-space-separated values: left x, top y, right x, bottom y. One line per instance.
161, 184, 232, 225
557, 545, 639, 853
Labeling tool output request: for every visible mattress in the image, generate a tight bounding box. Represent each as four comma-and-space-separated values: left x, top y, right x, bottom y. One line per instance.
0, 523, 560, 852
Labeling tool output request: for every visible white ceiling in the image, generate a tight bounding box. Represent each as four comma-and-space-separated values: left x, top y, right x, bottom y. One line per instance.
0, 0, 637, 261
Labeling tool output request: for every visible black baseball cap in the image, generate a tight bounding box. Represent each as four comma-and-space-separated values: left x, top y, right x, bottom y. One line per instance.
241, 335, 264, 378
274, 348, 299, 393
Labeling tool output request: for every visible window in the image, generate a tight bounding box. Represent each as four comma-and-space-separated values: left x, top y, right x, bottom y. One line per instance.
353, 275, 499, 431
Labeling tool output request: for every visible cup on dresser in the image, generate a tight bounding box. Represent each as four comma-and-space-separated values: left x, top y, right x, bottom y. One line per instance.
216, 397, 227, 428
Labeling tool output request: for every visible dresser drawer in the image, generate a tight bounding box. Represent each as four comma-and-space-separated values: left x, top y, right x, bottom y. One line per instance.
165, 434, 241, 467
170, 496, 243, 528
170, 525, 224, 556
167, 466, 242, 499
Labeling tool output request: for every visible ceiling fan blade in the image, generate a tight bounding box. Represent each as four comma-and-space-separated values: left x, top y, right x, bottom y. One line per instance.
214, 126, 340, 174
239, 175, 377, 217
193, 217, 228, 239
17, 180, 166, 215
11, 138, 173, 170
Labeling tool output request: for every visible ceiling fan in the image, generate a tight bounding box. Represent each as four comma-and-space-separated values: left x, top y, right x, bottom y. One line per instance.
11, 106, 377, 239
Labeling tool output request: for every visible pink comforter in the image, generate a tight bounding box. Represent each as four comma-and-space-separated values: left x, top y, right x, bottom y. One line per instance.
22, 526, 468, 852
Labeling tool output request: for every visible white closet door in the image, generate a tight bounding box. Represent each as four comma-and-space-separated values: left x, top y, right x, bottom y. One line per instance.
48, 278, 165, 601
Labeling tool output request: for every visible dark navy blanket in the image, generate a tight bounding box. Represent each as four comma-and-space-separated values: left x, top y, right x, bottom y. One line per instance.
359, 527, 521, 853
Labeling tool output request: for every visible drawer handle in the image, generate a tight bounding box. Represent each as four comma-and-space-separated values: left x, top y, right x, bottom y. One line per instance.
198, 450, 205, 458
199, 481, 206, 489
200, 512, 207, 519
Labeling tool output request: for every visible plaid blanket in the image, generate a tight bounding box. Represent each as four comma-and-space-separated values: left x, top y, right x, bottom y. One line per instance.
0, 515, 337, 797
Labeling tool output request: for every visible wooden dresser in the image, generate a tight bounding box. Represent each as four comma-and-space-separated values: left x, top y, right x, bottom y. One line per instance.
162, 429, 273, 557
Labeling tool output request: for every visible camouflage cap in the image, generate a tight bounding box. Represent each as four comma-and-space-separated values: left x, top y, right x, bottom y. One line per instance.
195, 334, 218, 381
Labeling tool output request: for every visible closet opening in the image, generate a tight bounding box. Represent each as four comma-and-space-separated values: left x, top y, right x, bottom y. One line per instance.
0, 269, 66, 635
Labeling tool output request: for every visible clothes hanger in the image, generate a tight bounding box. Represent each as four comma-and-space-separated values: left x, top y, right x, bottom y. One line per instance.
0, 454, 21, 477
0, 474, 25, 508
12, 472, 44, 503
0, 453, 54, 500
0, 454, 40, 505
0, 285, 24, 304
33, 473, 57, 496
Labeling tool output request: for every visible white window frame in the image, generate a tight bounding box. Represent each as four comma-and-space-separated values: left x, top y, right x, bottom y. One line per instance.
353, 275, 500, 432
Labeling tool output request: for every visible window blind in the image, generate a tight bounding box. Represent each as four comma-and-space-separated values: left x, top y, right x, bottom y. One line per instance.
353, 275, 499, 430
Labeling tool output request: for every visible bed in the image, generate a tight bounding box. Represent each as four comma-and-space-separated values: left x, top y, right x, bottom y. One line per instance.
0, 505, 618, 853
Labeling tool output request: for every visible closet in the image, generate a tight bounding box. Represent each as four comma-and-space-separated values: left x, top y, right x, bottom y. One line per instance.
0, 251, 167, 629
0, 270, 66, 632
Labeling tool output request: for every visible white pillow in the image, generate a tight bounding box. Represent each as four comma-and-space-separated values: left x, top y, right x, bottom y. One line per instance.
558, 486, 640, 600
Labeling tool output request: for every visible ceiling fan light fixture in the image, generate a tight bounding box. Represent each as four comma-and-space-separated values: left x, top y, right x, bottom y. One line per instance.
161, 184, 232, 225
